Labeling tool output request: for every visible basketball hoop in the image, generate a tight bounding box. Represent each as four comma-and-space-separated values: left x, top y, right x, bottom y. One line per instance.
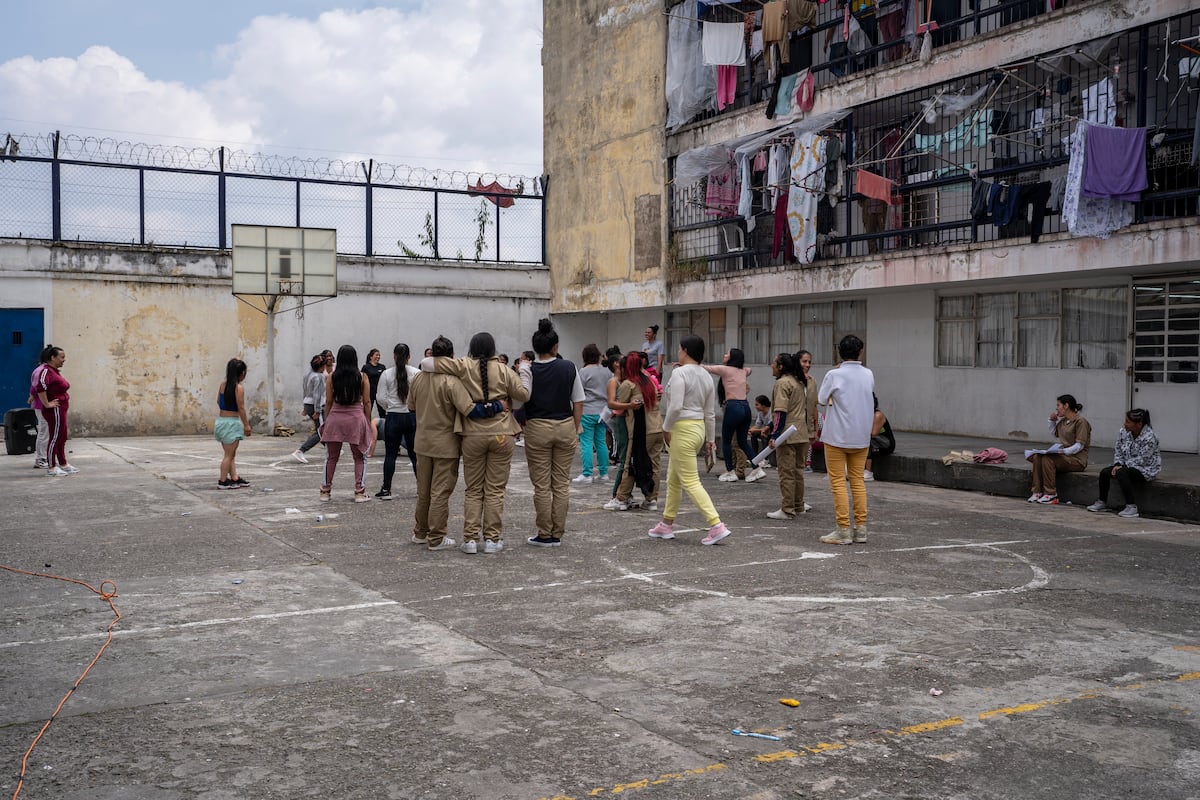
277, 279, 303, 296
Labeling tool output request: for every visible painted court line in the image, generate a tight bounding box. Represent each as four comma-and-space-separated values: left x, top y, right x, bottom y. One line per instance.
0, 600, 399, 649
536, 672, 1200, 800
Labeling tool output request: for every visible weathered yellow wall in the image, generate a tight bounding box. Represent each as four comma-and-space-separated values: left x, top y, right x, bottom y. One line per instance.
544, 0, 667, 313
53, 279, 249, 435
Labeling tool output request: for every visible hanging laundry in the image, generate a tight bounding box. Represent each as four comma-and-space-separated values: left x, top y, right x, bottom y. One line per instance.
768, 142, 791, 205
468, 180, 516, 208
750, 29, 764, 60
987, 183, 1022, 227
787, 0, 817, 31
706, 164, 741, 217
771, 192, 796, 262
1081, 125, 1148, 202
1063, 122, 1133, 239
1020, 182, 1052, 243
716, 64, 738, 109
787, 132, 828, 265
944, 109, 992, 152
667, 0, 717, 129
736, 152, 756, 232
970, 180, 993, 222
774, 73, 800, 117
703, 21, 748, 66
1082, 78, 1116, 126
855, 170, 898, 205
762, 1, 787, 44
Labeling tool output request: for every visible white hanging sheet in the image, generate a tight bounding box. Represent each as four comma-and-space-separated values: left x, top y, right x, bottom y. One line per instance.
667, 0, 717, 130
702, 22, 747, 66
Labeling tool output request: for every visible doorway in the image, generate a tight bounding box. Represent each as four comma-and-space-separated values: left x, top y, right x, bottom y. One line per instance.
0, 309, 45, 413
1133, 277, 1200, 453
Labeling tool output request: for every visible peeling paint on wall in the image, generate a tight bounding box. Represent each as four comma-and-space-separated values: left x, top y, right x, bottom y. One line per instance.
597, 0, 656, 28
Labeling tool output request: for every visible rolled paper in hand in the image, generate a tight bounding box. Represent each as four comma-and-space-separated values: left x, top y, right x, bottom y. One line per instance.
752, 425, 796, 466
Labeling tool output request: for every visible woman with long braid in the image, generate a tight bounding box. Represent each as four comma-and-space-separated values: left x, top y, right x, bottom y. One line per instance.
375, 343, 419, 499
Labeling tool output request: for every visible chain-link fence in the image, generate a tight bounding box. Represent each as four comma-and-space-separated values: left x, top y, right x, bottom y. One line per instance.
0, 134, 545, 264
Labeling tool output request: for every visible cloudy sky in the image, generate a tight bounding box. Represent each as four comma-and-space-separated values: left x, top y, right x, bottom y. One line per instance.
0, 0, 545, 178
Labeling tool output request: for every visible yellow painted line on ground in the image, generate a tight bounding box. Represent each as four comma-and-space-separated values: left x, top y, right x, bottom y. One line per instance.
537, 672, 1198, 800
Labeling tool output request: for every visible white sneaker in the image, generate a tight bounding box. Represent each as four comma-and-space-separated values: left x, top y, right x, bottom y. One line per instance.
803, 502, 812, 512
1027, 493, 1043, 503
61, 464, 79, 474
718, 470, 739, 482
46, 467, 69, 477
801, 465, 811, 473
34, 459, 48, 469
291, 450, 308, 464
484, 540, 504, 554
766, 509, 794, 520
571, 474, 594, 484
603, 498, 628, 511
645, 500, 658, 512
1086, 500, 1108, 512
745, 467, 767, 483
863, 470, 874, 481
427, 537, 458, 551
460, 540, 478, 554
1117, 504, 1139, 518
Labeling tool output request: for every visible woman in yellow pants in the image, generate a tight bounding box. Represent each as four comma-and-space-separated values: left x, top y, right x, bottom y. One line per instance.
648, 334, 731, 546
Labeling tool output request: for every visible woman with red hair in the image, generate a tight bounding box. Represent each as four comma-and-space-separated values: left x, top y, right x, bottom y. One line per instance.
605, 351, 663, 511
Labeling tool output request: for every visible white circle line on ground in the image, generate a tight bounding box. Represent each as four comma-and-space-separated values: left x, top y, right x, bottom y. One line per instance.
605, 541, 1051, 605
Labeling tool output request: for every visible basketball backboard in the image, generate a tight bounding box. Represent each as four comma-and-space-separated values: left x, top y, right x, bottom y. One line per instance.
231, 225, 337, 297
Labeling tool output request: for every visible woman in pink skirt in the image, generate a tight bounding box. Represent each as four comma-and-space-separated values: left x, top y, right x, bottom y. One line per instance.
320, 344, 375, 503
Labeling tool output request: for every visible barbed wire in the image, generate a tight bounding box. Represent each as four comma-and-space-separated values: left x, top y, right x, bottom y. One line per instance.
1, 131, 541, 194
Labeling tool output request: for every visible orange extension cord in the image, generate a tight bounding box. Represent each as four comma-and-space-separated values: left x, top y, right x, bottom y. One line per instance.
1, 564, 121, 800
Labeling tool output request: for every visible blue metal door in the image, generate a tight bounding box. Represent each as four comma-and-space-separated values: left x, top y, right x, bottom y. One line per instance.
0, 309, 45, 412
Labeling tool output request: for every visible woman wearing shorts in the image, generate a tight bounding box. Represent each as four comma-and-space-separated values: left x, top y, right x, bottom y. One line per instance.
215, 358, 251, 488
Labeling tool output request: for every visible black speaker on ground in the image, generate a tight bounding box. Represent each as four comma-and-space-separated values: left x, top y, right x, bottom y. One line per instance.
4, 408, 38, 455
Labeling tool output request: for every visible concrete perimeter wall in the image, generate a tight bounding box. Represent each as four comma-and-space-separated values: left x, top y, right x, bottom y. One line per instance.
0, 240, 550, 436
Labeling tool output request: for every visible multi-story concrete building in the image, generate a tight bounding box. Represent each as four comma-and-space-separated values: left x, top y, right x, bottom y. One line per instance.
543, 0, 1200, 452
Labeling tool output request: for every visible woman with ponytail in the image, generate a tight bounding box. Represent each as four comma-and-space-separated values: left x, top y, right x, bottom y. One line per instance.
519, 318, 584, 547
375, 343, 420, 500
213, 357, 250, 488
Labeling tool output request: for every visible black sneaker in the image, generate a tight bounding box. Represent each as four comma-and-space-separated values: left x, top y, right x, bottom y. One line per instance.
233, 477, 250, 488
375, 489, 392, 500
525, 535, 562, 548
217, 479, 234, 490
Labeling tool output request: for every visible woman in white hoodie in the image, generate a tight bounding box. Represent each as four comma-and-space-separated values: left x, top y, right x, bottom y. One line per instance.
647, 335, 732, 546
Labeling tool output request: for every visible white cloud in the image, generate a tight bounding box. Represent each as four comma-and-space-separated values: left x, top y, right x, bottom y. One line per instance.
0, 1, 544, 177
0, 46, 255, 145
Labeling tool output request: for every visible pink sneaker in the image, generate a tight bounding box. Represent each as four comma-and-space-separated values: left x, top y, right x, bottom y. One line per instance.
647, 521, 675, 540
701, 522, 732, 546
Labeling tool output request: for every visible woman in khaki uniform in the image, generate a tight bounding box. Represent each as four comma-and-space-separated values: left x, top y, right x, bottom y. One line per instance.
1027, 394, 1091, 505
426, 333, 530, 554
766, 351, 818, 520
611, 351, 664, 511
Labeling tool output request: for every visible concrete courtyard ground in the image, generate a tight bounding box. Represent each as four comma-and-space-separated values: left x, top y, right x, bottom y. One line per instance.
1, 434, 1198, 799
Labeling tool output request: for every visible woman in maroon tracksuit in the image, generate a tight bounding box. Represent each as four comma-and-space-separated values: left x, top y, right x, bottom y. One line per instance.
36, 346, 77, 476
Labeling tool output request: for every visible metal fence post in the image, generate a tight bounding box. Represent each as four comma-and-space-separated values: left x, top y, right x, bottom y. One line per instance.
494, 196, 501, 262
363, 159, 374, 257
217, 147, 227, 249
433, 190, 440, 260
139, 169, 146, 245
295, 180, 301, 228
51, 131, 61, 242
